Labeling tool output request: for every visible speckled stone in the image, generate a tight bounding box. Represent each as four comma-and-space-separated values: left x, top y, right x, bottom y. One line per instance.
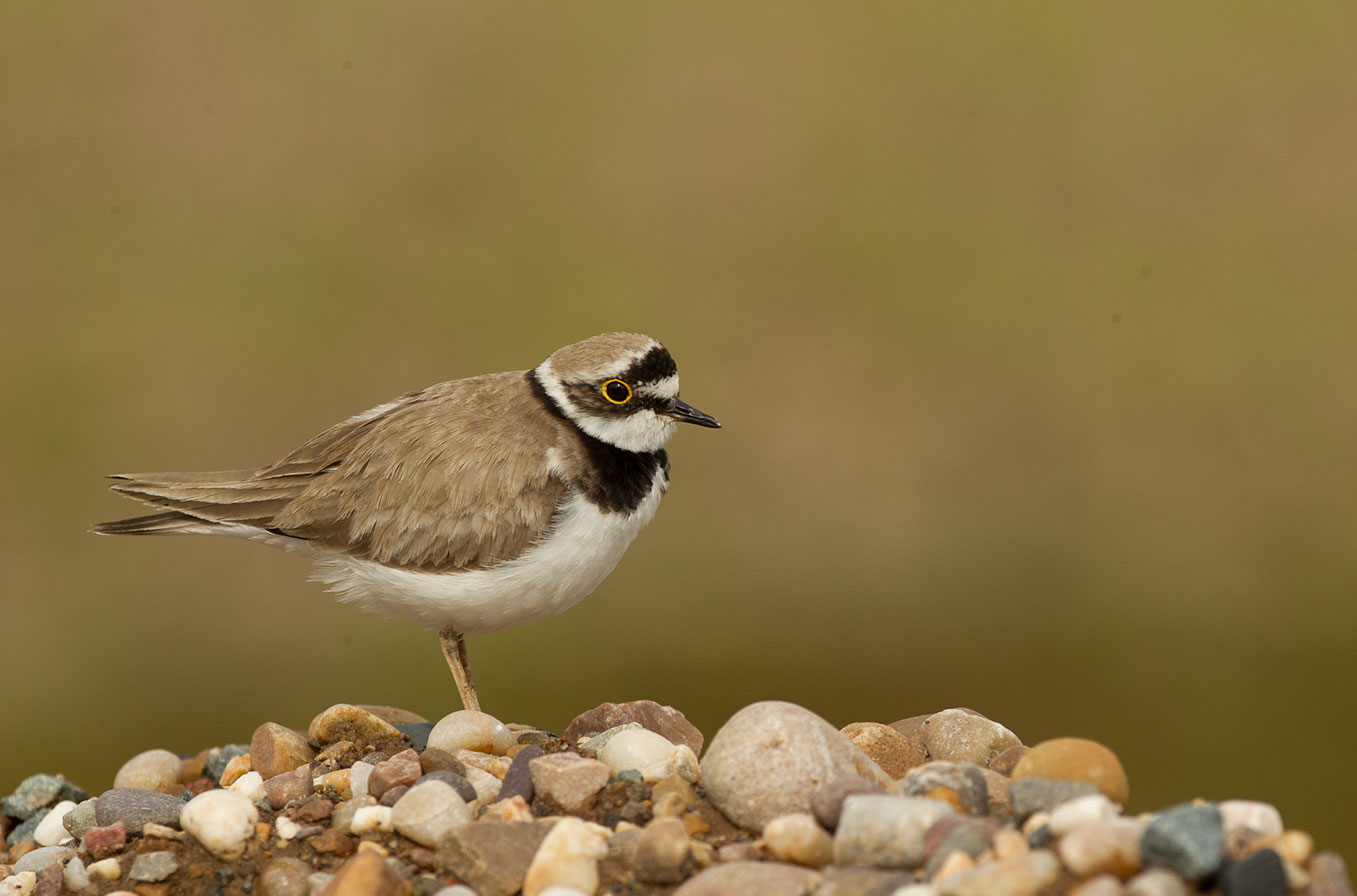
810, 775, 887, 831
1309, 852, 1355, 896
83, 821, 127, 859
204, 745, 250, 784
564, 700, 704, 755
673, 861, 822, 896
1141, 803, 1226, 884
113, 750, 183, 792
128, 850, 179, 882
529, 753, 611, 815
922, 710, 1021, 767
900, 762, 989, 816
1009, 779, 1100, 820
937, 849, 1060, 896
439, 819, 556, 896
1011, 738, 1129, 805
251, 722, 317, 780
3, 775, 86, 822
702, 701, 893, 831
832, 795, 954, 868
60, 799, 98, 840
95, 788, 186, 835
1220, 848, 1287, 896
841, 722, 928, 779
308, 704, 404, 748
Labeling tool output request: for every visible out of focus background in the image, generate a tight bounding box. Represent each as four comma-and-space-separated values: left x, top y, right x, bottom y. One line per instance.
3, 3, 1355, 856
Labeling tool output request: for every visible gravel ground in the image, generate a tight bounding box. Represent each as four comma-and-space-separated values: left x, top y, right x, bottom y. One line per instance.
1, 699, 1350, 896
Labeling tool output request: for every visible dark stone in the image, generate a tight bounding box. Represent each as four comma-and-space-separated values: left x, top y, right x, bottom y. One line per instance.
810, 775, 886, 831
393, 722, 436, 751
94, 788, 187, 835
379, 785, 409, 807
1142, 803, 1226, 883
439, 820, 555, 896
204, 745, 250, 784
419, 748, 468, 777
5, 811, 43, 848
923, 817, 997, 877
1027, 823, 1054, 849
2, 774, 86, 821
562, 700, 704, 755
498, 746, 543, 804
1009, 779, 1100, 819
416, 771, 477, 805
1221, 848, 1288, 896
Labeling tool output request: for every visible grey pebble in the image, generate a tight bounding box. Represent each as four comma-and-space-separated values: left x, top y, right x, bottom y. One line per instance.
393, 722, 436, 751
1221, 848, 1287, 896
129, 850, 180, 882
6, 810, 45, 847
1009, 779, 1100, 819
1141, 803, 1226, 883
810, 775, 885, 831
62, 798, 99, 840
832, 794, 953, 868
900, 761, 989, 816
497, 745, 543, 804
95, 787, 187, 835
204, 744, 250, 783
924, 818, 995, 878
2, 774, 87, 821
417, 770, 478, 805
13, 844, 76, 874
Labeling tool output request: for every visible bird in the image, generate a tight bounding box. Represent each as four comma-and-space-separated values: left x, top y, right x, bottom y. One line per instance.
93, 332, 720, 711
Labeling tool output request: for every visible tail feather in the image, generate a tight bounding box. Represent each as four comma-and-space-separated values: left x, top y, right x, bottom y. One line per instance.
96, 468, 307, 535
91, 511, 217, 536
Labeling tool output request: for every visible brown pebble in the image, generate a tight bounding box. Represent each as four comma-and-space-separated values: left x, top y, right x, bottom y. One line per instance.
369, 749, 422, 798
184, 777, 215, 796
990, 745, 1031, 776
379, 785, 409, 807
252, 722, 318, 780
308, 704, 403, 749
563, 699, 705, 755
418, 748, 468, 776
316, 741, 361, 769
85, 821, 128, 860
809, 774, 886, 830
256, 857, 312, 896
7, 840, 36, 862
406, 847, 437, 871
33, 863, 64, 896
265, 764, 315, 810
353, 704, 428, 725
181, 749, 209, 783
293, 799, 335, 823
307, 827, 356, 856
841, 721, 929, 779
1309, 851, 1355, 896
1012, 738, 1130, 805
319, 849, 411, 896
633, 816, 693, 884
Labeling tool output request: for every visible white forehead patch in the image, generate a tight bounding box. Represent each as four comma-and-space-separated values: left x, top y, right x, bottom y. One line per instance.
589, 340, 663, 380
636, 374, 680, 401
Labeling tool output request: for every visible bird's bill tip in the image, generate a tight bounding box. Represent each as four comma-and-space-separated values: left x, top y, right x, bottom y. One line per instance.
667, 398, 721, 428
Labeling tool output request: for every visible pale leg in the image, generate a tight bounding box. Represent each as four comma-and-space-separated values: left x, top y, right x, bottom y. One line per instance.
439, 628, 480, 712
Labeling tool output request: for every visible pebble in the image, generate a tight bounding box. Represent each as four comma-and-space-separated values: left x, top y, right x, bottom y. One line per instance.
179, 789, 260, 860
350, 805, 394, 834
220, 753, 253, 786
1309, 852, 1356, 896
85, 858, 121, 880
1009, 779, 1100, 819
426, 710, 517, 756
348, 761, 375, 800
900, 762, 989, 816
990, 745, 1031, 776
430, 888, 478, 896
60, 798, 97, 840
529, 753, 611, 814
832, 794, 954, 868
1057, 818, 1146, 877
578, 723, 642, 753
416, 770, 478, 805
128, 850, 179, 882
251, 722, 317, 780
701, 701, 893, 830
521, 817, 609, 896
1011, 739, 1129, 805
1140, 803, 1225, 883
1125, 867, 1191, 896
229, 770, 267, 802
441, 819, 555, 896
632, 816, 692, 883
810, 775, 887, 830
923, 709, 1022, 767
1220, 848, 1287, 896
1218, 800, 1284, 840
112, 750, 183, 792
0, 872, 35, 896
564, 700, 705, 755
1068, 875, 1124, 896
62, 856, 89, 892
841, 722, 929, 779
2, 775, 85, 821
391, 780, 471, 847
368, 749, 423, 798
936, 849, 1060, 896
596, 727, 691, 781
308, 704, 403, 748
498, 745, 543, 804
94, 788, 186, 835
464, 766, 506, 806
672, 861, 823, 896
923, 818, 996, 877
12, 846, 75, 874
30, 801, 74, 848
264, 764, 315, 810
320, 849, 409, 896
1048, 794, 1121, 835
256, 857, 313, 896
763, 812, 833, 868
83, 821, 127, 859
204, 745, 250, 783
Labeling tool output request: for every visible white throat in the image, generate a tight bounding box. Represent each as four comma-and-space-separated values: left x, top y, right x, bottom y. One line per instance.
535, 359, 677, 453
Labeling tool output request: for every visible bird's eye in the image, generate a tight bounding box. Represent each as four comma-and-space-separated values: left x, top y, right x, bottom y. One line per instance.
602, 379, 632, 405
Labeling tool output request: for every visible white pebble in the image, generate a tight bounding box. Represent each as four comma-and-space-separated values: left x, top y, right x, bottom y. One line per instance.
229, 770, 267, 802
350, 805, 394, 834
598, 728, 696, 781
180, 789, 260, 860
392, 780, 472, 848
113, 748, 183, 791
1048, 793, 1119, 835
86, 858, 123, 880
34, 800, 77, 846
463, 766, 502, 807
890, 886, 939, 896
763, 812, 833, 868
1218, 800, 1283, 838
63, 856, 90, 891
522, 818, 609, 896
536, 889, 589, 896
431, 887, 481, 896
348, 760, 375, 798
427, 710, 517, 756
0, 872, 36, 896
142, 822, 185, 841
275, 815, 302, 840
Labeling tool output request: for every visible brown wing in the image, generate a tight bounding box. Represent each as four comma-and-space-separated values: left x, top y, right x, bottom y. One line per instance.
97, 371, 570, 572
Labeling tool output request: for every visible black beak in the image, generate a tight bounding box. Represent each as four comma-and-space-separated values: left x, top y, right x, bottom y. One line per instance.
667, 398, 721, 428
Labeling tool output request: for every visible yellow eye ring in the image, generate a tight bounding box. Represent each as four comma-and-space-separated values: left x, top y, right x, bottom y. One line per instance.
601, 378, 632, 405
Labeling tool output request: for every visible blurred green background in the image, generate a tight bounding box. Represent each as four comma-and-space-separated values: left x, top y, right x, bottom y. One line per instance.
3, 2, 1355, 859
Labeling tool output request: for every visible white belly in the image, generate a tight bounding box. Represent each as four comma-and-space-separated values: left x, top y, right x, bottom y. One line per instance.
309, 478, 665, 635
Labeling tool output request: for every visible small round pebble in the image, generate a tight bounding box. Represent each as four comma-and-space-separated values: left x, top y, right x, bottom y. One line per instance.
255, 857, 313, 896
94, 788, 186, 835
597, 728, 688, 780
391, 780, 472, 847
13, 845, 76, 874
250, 722, 317, 780
349, 805, 394, 834
521, 817, 609, 896
832, 794, 954, 868
810, 775, 886, 830
229, 770, 267, 802
113, 749, 183, 792
1047, 794, 1119, 836
923, 709, 1022, 767
762, 812, 833, 868
1141, 803, 1226, 884
179, 789, 260, 860
426, 710, 517, 756
1011, 738, 1129, 805
32, 800, 75, 847
632, 816, 692, 884
128, 850, 179, 883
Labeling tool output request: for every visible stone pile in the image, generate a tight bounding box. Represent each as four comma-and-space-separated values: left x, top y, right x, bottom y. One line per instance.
1, 699, 1350, 896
